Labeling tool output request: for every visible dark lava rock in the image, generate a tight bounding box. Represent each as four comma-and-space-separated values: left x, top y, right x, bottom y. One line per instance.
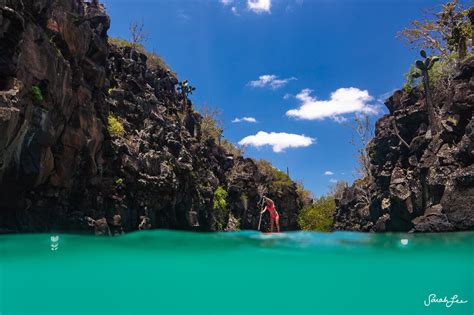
0, 0, 303, 233
334, 61, 474, 232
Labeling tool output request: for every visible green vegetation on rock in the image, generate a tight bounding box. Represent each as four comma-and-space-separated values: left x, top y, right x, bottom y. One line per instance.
213, 186, 229, 231
299, 180, 347, 232
416, 50, 442, 133
213, 186, 228, 211
115, 178, 125, 187
31, 85, 43, 103
403, 52, 463, 95
107, 114, 125, 137
298, 195, 336, 232
400, 1, 474, 100
403, 65, 421, 93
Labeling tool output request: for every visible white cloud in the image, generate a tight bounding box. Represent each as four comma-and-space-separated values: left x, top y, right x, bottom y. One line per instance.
220, 0, 272, 15
286, 87, 378, 122
238, 131, 315, 153
248, 74, 296, 90
324, 171, 334, 176
247, 0, 271, 13
232, 117, 258, 123
329, 178, 338, 183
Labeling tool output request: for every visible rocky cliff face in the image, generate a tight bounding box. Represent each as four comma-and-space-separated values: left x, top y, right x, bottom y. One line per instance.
0, 0, 303, 233
334, 59, 474, 232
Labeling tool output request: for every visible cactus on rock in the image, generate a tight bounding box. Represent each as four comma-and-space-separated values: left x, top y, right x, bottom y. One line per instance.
415, 50, 441, 134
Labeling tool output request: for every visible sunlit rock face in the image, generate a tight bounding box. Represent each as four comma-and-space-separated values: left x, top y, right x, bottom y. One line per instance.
334, 59, 474, 232
0, 0, 302, 233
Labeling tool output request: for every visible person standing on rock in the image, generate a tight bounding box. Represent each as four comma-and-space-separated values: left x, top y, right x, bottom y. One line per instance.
261, 196, 280, 233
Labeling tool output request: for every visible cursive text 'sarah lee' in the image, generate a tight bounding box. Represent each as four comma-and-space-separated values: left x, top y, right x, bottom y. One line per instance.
424, 294, 468, 308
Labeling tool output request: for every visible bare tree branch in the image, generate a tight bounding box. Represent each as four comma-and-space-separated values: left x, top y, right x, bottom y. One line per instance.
129, 20, 147, 48
391, 119, 410, 149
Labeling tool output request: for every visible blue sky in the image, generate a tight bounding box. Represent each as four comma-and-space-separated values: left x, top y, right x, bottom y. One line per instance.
106, 0, 449, 196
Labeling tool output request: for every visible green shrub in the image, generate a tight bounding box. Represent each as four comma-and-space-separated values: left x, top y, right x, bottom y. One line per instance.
403, 65, 421, 92
446, 115, 459, 126
31, 85, 43, 103
404, 53, 458, 94
115, 178, 124, 187
213, 186, 229, 231
298, 195, 336, 232
213, 186, 228, 212
107, 114, 125, 137
429, 54, 457, 86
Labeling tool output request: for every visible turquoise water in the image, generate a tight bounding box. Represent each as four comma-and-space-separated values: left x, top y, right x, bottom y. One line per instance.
0, 231, 472, 315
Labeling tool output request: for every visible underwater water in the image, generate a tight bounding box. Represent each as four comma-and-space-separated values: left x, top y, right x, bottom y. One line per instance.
0, 230, 472, 315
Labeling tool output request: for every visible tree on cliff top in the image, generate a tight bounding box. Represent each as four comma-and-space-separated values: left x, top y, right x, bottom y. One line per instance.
200, 105, 224, 142
129, 20, 148, 48
108, 18, 173, 73
398, 0, 472, 60
400, 1, 473, 134
198, 105, 244, 156
350, 113, 374, 202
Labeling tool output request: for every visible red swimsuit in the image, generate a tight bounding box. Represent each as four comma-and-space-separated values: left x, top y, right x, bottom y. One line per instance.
267, 202, 279, 219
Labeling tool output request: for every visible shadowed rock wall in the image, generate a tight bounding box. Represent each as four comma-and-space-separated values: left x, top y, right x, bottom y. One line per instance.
0, 0, 302, 233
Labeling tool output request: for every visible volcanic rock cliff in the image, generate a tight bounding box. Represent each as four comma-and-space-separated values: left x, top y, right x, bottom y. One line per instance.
0, 0, 303, 233
334, 59, 474, 232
